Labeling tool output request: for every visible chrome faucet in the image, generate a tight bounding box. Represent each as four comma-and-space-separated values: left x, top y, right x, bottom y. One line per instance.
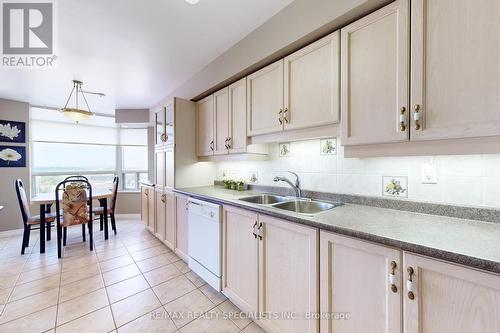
273, 171, 302, 198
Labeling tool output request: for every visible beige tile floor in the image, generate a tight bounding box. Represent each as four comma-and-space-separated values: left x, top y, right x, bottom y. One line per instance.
0, 216, 266, 333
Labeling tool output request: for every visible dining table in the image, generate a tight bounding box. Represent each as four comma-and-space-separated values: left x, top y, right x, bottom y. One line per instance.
31, 188, 113, 253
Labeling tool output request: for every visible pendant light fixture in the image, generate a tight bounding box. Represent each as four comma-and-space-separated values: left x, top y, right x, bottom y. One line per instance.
60, 80, 94, 123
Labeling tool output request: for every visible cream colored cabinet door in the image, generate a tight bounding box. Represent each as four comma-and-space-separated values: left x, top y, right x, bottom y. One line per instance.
320, 231, 402, 333
222, 206, 259, 314
283, 31, 340, 131
174, 194, 189, 261
214, 87, 229, 155
196, 95, 214, 156
165, 148, 174, 189
228, 78, 248, 154
247, 60, 284, 136
258, 215, 318, 333
164, 190, 176, 250
410, 0, 500, 141
154, 188, 164, 238
341, 0, 409, 146
404, 253, 500, 333
140, 186, 149, 225
154, 106, 166, 148
147, 187, 155, 233
155, 151, 165, 188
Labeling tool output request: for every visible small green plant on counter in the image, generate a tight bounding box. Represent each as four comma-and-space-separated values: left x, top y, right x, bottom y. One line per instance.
222, 178, 232, 189
222, 178, 247, 191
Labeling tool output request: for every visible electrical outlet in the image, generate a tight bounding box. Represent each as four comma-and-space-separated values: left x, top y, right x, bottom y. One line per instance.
421, 163, 437, 184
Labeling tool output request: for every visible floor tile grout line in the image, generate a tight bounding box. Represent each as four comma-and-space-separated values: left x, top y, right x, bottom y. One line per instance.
95, 230, 120, 331
115, 233, 181, 330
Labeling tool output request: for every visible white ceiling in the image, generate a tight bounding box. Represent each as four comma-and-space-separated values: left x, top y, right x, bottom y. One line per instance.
0, 0, 293, 114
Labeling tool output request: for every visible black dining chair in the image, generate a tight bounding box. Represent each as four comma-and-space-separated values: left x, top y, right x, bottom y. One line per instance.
64, 175, 89, 182
55, 179, 93, 258
15, 179, 56, 255
93, 176, 119, 235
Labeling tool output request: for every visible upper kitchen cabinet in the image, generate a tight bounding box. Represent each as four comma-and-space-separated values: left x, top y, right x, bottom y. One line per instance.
196, 95, 215, 156
341, 0, 409, 146
214, 87, 230, 155
228, 78, 248, 153
283, 31, 340, 131
247, 60, 284, 136
154, 106, 166, 148
410, 0, 500, 141
155, 104, 174, 149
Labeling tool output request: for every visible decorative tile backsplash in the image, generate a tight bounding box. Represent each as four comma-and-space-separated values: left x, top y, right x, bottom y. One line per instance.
215, 137, 500, 209
279, 142, 290, 157
383, 176, 408, 198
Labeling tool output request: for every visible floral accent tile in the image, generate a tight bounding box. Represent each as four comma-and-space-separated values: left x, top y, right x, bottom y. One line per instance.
382, 176, 408, 198
248, 171, 258, 184
279, 143, 290, 157
320, 138, 337, 155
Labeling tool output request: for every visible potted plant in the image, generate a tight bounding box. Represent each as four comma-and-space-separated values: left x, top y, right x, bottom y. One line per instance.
236, 179, 247, 191
222, 178, 232, 189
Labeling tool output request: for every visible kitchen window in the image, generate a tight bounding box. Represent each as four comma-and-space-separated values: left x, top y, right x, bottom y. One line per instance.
30, 107, 148, 194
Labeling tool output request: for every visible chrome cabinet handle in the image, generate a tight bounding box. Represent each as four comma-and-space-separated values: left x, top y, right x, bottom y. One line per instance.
227, 137, 232, 149
284, 108, 289, 124
413, 105, 421, 130
400, 107, 406, 132
210, 140, 214, 151
252, 221, 258, 239
278, 109, 283, 125
224, 138, 229, 149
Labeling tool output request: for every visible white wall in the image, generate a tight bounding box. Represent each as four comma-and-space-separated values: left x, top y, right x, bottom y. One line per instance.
215, 138, 500, 209
0, 98, 30, 232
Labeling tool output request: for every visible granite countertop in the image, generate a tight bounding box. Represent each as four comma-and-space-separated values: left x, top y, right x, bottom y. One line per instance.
175, 186, 500, 275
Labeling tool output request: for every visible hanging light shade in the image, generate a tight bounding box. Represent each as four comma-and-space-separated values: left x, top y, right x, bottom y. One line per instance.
60, 80, 94, 123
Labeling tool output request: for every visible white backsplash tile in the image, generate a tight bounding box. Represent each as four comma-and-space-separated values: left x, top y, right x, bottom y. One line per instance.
214, 137, 500, 209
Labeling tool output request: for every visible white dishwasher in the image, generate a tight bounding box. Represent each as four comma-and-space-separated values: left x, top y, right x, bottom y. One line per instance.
187, 198, 222, 291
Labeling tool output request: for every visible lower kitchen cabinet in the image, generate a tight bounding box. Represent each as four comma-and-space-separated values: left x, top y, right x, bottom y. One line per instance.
164, 190, 176, 250
319, 231, 402, 333
222, 206, 319, 333
222, 206, 259, 313
147, 187, 155, 233
403, 253, 500, 333
155, 188, 165, 239
258, 215, 319, 333
174, 194, 189, 261
140, 185, 150, 226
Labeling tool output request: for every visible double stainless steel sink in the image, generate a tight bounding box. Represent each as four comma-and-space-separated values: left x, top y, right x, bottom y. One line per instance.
239, 194, 341, 215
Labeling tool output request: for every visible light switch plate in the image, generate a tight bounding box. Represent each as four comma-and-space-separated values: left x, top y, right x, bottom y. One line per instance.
421, 163, 437, 184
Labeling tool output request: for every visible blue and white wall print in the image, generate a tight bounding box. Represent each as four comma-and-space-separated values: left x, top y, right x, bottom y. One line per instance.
0, 146, 26, 167
0, 120, 26, 143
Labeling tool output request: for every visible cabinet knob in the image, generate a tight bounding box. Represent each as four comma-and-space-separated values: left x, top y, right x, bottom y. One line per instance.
399, 107, 406, 132
413, 105, 421, 130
